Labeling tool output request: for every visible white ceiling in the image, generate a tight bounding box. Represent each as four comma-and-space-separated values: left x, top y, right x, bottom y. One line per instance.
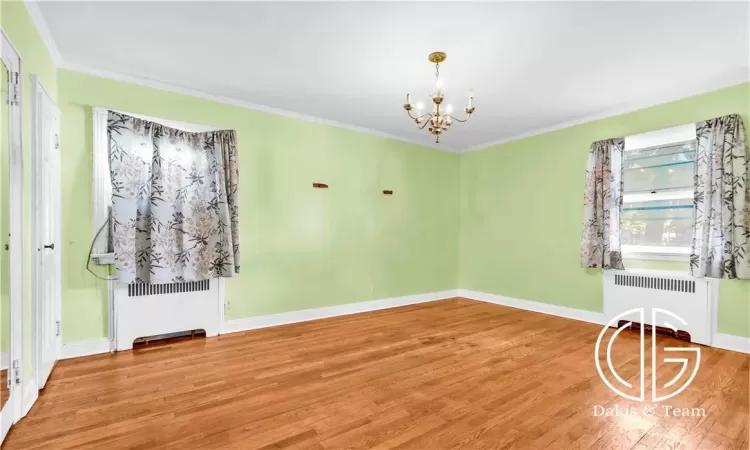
35, 1, 750, 152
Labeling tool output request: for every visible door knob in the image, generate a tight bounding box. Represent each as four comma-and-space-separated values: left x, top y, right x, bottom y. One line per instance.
44, 243, 55, 250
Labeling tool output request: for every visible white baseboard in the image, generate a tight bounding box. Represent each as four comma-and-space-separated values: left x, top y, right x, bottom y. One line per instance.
457, 289, 606, 325
61, 339, 111, 360
712, 332, 750, 354
21, 379, 38, 418
459, 289, 750, 354
221, 290, 459, 335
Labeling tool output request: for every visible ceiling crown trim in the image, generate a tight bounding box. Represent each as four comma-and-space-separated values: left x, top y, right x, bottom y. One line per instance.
461, 73, 750, 153
23, 0, 453, 151
21, 0, 750, 155
23, 0, 63, 66
62, 61, 452, 151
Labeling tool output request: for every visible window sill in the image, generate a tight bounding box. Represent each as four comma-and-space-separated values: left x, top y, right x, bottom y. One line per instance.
91, 252, 115, 265
622, 252, 688, 262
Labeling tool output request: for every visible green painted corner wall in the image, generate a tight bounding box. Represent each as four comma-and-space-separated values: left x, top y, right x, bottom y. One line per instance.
57, 70, 461, 342
459, 82, 750, 338
5, 3, 750, 354
2, 1, 59, 381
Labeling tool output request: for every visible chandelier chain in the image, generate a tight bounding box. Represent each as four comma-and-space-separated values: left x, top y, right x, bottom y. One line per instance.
435, 63, 440, 80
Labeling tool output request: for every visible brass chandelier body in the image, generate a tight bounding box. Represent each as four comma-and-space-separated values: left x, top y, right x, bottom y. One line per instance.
403, 52, 475, 143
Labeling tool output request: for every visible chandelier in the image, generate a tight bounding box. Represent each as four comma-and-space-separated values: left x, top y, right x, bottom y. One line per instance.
403, 52, 475, 143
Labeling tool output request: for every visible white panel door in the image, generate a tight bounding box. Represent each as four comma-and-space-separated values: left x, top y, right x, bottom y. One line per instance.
34, 77, 61, 389
1, 31, 24, 446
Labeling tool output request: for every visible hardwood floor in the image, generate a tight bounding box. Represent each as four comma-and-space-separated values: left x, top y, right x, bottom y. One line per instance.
4, 298, 748, 449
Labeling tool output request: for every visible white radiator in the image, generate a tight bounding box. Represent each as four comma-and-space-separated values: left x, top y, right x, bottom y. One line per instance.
603, 270, 715, 345
113, 279, 222, 351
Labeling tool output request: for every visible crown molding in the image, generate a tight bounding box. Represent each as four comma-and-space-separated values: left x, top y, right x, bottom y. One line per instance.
59, 61, 455, 152
20, 0, 452, 151
20, 0, 748, 155
459, 73, 750, 153
23, 0, 63, 66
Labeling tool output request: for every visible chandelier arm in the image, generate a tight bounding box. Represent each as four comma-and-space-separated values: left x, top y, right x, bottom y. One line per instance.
447, 114, 472, 123
417, 115, 434, 129
406, 109, 434, 122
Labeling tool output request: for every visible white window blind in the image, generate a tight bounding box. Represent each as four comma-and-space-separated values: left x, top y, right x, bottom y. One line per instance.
621, 124, 697, 260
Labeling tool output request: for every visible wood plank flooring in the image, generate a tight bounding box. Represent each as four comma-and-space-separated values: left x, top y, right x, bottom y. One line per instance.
4, 298, 749, 449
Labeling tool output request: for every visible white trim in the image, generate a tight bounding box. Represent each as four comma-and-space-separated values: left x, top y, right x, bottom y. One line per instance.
622, 252, 689, 262
20, 380, 38, 419
66, 62, 448, 151
2, 29, 26, 427
91, 253, 115, 265
460, 287, 750, 355
30, 74, 42, 387
460, 77, 748, 153
21, 1, 63, 66
457, 289, 606, 325
711, 333, 750, 354
107, 278, 115, 353
59, 61, 746, 155
108, 108, 220, 133
53, 289, 750, 359
220, 290, 459, 335
623, 189, 693, 203
17, 7, 746, 157
0, 353, 7, 371
218, 278, 226, 326
624, 123, 697, 152
710, 275, 720, 350
92, 108, 111, 256
622, 245, 690, 262
61, 339, 111, 360
621, 245, 690, 255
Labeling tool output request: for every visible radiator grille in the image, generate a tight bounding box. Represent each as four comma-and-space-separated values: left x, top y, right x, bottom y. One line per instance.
614, 274, 695, 293
127, 280, 210, 297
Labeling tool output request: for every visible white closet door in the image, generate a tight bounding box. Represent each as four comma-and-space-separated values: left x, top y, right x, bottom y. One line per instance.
1, 31, 24, 446
33, 76, 61, 389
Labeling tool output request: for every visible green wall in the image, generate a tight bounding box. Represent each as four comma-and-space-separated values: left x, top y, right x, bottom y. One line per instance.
459, 82, 750, 338
4, 3, 750, 353
2, 1, 59, 380
57, 70, 461, 342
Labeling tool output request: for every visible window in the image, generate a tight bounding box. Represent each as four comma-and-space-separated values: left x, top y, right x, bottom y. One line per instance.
621, 124, 697, 260
91, 109, 219, 264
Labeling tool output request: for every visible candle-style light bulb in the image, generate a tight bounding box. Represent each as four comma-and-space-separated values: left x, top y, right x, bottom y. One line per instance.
416, 101, 424, 113
445, 104, 454, 115
406, 93, 411, 106
434, 79, 445, 97
467, 89, 474, 108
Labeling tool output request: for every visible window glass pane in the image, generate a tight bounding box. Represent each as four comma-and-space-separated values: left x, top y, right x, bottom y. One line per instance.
623, 141, 696, 194
621, 199, 693, 248
624, 142, 695, 168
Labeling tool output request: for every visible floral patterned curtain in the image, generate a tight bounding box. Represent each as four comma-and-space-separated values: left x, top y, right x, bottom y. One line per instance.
108, 111, 240, 284
690, 114, 750, 279
581, 138, 625, 269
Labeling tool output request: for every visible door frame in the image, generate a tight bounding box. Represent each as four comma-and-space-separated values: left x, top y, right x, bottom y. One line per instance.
1, 28, 26, 430
30, 74, 61, 392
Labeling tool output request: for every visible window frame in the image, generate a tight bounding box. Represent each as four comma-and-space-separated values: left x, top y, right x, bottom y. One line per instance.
621, 123, 697, 262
